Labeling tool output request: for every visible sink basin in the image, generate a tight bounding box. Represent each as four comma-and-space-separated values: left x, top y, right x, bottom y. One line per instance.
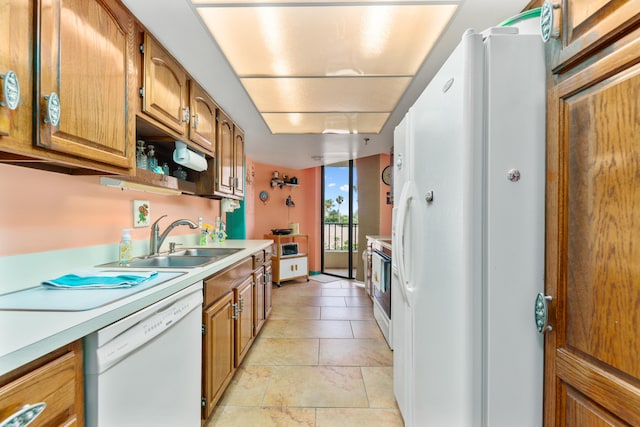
170, 248, 242, 257
126, 256, 215, 268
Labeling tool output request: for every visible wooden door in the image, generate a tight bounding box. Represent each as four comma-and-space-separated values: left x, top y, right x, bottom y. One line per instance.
38, 0, 134, 172
202, 292, 234, 419
234, 276, 254, 367
188, 81, 216, 155
0, 0, 32, 148
215, 109, 234, 196
141, 32, 188, 137
233, 125, 245, 197
544, 3, 640, 425
253, 268, 265, 336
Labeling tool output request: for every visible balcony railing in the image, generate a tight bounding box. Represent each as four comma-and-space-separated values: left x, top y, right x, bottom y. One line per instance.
324, 222, 358, 251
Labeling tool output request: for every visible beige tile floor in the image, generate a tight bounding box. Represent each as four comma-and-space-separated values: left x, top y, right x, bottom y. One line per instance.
204, 277, 404, 427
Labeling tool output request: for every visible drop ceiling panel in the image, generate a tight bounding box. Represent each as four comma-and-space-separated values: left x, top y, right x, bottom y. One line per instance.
196, 4, 458, 77
241, 76, 411, 112
262, 112, 389, 134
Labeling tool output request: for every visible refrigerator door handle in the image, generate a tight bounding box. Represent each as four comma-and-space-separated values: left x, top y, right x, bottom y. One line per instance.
394, 181, 414, 306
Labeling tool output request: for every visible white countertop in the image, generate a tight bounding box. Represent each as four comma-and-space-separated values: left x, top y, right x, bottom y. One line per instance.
0, 239, 272, 376
366, 235, 392, 251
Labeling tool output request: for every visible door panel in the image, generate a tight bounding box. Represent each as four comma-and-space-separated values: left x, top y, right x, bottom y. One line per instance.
545, 23, 640, 426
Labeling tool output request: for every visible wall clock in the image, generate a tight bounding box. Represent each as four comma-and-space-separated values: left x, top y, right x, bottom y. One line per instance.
381, 165, 392, 185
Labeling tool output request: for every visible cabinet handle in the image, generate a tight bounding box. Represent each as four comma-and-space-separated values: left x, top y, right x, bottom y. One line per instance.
0, 70, 20, 110
192, 113, 199, 129
43, 92, 60, 126
182, 107, 190, 124
239, 296, 245, 312
231, 303, 239, 320
0, 402, 47, 426
540, 0, 561, 43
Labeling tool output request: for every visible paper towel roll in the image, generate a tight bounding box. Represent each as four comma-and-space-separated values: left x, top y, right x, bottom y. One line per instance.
288, 223, 299, 235
173, 141, 207, 172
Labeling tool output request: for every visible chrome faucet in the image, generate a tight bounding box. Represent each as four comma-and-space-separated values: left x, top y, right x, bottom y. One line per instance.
149, 215, 198, 256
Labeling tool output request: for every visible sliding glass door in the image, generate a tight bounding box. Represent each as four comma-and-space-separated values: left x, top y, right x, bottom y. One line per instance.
321, 160, 358, 279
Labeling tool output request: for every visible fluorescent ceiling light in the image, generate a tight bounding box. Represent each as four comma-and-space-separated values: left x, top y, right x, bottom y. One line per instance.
193, 1, 458, 135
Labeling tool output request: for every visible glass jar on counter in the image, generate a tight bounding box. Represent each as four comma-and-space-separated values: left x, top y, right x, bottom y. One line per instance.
147, 144, 158, 171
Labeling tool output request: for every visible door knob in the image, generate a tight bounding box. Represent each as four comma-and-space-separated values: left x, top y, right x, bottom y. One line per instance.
534, 293, 553, 333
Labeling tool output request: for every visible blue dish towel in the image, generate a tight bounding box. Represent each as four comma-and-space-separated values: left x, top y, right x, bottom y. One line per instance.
42, 271, 158, 289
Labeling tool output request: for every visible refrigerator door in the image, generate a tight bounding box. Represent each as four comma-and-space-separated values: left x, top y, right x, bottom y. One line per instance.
409, 29, 485, 427
482, 30, 545, 427
391, 113, 414, 424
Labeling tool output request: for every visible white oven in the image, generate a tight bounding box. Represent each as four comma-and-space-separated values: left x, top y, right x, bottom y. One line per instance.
371, 249, 392, 348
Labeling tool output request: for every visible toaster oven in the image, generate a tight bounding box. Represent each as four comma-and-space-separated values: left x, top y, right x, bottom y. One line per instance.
280, 242, 299, 257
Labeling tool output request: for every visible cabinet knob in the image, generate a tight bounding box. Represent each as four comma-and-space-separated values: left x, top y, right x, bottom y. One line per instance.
0, 70, 20, 110
192, 113, 199, 130
541, 0, 561, 43
43, 92, 60, 126
182, 107, 190, 124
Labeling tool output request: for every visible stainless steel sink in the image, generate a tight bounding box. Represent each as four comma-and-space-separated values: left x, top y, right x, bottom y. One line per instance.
169, 248, 242, 257
126, 255, 215, 268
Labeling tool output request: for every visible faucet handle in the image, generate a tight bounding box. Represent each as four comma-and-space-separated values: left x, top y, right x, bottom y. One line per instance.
169, 242, 183, 253
151, 214, 168, 229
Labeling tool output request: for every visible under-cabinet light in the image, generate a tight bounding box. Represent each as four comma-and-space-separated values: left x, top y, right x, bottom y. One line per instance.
100, 177, 182, 196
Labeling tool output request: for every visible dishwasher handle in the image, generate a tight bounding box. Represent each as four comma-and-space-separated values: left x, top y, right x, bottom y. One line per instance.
93, 289, 203, 373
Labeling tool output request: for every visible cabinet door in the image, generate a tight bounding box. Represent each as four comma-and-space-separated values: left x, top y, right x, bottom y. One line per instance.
0, 0, 32, 148
38, 0, 134, 171
141, 33, 189, 137
215, 109, 234, 196
188, 81, 216, 155
0, 341, 83, 426
549, 0, 640, 73
232, 125, 245, 197
253, 268, 265, 336
280, 257, 307, 280
202, 292, 234, 419
544, 20, 640, 427
264, 264, 273, 318
234, 276, 254, 367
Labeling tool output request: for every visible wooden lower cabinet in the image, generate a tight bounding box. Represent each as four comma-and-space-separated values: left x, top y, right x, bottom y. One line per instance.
264, 263, 273, 319
202, 292, 234, 419
202, 253, 270, 421
234, 276, 254, 367
0, 340, 84, 426
254, 267, 265, 336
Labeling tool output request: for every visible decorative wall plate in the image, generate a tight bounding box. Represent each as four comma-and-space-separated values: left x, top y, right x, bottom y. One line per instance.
259, 191, 269, 203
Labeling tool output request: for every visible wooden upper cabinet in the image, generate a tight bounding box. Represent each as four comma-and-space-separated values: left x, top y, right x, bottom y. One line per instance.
215, 109, 234, 196
188, 81, 216, 155
0, 1, 33, 148
140, 32, 189, 137
233, 125, 245, 198
37, 0, 134, 172
549, 0, 640, 73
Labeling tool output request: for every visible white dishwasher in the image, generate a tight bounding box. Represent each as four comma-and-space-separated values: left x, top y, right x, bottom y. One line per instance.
85, 281, 203, 427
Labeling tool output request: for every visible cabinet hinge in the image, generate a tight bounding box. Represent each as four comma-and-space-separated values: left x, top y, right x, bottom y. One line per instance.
139, 43, 144, 54
201, 397, 206, 408
139, 87, 144, 98
201, 324, 206, 336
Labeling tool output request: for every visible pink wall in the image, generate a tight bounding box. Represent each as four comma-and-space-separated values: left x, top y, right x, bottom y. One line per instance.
0, 163, 220, 256
246, 161, 321, 273
379, 154, 392, 235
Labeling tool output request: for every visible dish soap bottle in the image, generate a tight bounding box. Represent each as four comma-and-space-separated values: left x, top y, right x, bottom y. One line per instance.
119, 228, 132, 266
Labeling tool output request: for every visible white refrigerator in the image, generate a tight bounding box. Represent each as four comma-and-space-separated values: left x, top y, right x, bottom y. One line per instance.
392, 26, 545, 427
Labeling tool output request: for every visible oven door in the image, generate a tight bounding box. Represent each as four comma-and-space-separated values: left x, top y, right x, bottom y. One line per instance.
371, 249, 392, 346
